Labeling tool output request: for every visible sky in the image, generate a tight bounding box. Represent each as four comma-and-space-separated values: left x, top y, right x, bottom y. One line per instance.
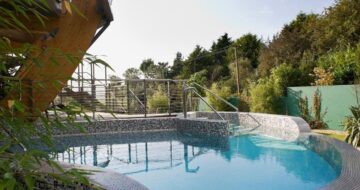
88, 0, 335, 78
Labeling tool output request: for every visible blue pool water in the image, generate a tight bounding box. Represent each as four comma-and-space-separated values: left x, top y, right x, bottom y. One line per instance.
51, 131, 339, 190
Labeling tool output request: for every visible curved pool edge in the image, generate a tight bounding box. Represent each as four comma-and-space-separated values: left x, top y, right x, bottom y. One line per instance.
307, 134, 360, 190
60, 162, 150, 190
194, 111, 360, 190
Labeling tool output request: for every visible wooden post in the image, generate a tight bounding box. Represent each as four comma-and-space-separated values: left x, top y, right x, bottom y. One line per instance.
234, 47, 240, 95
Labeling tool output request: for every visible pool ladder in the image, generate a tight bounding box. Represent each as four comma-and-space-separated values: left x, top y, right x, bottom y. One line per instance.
183, 83, 239, 121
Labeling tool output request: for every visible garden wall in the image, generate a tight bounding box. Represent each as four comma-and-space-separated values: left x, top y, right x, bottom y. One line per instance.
285, 85, 359, 130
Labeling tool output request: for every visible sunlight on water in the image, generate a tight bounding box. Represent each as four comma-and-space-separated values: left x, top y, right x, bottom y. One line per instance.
51, 132, 339, 190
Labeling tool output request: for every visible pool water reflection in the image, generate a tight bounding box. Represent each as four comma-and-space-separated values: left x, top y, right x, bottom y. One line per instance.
51, 131, 339, 190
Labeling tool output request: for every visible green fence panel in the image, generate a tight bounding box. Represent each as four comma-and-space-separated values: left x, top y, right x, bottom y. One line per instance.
286, 85, 359, 131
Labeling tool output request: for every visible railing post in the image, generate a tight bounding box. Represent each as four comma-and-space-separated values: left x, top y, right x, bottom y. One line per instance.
81, 63, 84, 92
77, 66, 81, 92
182, 82, 187, 119
167, 80, 171, 116
91, 63, 95, 119
126, 80, 130, 114
105, 65, 108, 85
144, 79, 147, 118
189, 90, 192, 111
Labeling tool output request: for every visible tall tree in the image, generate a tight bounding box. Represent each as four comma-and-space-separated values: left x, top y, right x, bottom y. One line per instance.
170, 52, 184, 78
258, 13, 317, 76
140, 58, 155, 78
181, 45, 211, 79
230, 33, 263, 69
123, 68, 142, 79
210, 33, 233, 81
312, 0, 360, 53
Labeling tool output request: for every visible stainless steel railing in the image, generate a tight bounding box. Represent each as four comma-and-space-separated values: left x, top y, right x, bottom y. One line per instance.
190, 82, 238, 112
183, 86, 225, 121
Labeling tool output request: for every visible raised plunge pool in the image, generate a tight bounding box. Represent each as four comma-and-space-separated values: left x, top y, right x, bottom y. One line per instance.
51, 131, 339, 190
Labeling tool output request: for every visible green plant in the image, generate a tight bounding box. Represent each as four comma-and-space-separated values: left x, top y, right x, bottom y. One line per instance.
311, 67, 334, 86
297, 89, 328, 129
207, 83, 233, 111
248, 78, 282, 114
188, 70, 208, 96
148, 90, 168, 113
298, 95, 310, 122
309, 89, 328, 129
343, 106, 360, 147
0, 1, 110, 189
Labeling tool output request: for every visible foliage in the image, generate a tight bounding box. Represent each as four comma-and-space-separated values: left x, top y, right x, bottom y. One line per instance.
132, 0, 360, 115
297, 89, 328, 129
207, 83, 233, 111
140, 59, 155, 74
311, 67, 335, 86
228, 33, 263, 69
227, 58, 255, 93
258, 13, 317, 77
148, 89, 168, 113
0, 1, 105, 189
139, 59, 171, 79
298, 95, 310, 122
271, 64, 305, 95
248, 78, 282, 114
316, 45, 359, 84
188, 70, 208, 96
343, 106, 360, 147
309, 89, 328, 129
169, 52, 184, 78
123, 68, 141, 79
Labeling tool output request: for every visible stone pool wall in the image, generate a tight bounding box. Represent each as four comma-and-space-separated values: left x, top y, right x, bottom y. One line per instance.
191, 111, 311, 141
47, 117, 229, 137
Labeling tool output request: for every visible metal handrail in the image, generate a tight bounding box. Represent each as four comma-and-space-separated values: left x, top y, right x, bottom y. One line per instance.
190, 82, 238, 112
72, 71, 107, 86
129, 89, 146, 112
183, 86, 224, 121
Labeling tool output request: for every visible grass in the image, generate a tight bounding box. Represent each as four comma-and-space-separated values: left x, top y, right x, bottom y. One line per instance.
312, 129, 347, 142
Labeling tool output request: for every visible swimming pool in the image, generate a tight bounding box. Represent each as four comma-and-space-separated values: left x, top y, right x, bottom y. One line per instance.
51, 130, 340, 190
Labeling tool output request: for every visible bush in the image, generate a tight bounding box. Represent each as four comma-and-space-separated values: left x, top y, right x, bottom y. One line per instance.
271, 64, 305, 95
317, 46, 358, 84
343, 106, 360, 147
297, 89, 328, 129
188, 70, 208, 96
148, 90, 168, 113
207, 83, 233, 111
248, 78, 283, 114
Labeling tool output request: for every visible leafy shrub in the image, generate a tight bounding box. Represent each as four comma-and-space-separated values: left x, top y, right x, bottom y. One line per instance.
207, 83, 233, 111
271, 64, 305, 95
297, 89, 328, 129
311, 67, 334, 86
148, 90, 168, 113
298, 95, 310, 122
248, 78, 282, 114
309, 89, 328, 129
188, 70, 208, 96
343, 106, 360, 147
317, 46, 358, 84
